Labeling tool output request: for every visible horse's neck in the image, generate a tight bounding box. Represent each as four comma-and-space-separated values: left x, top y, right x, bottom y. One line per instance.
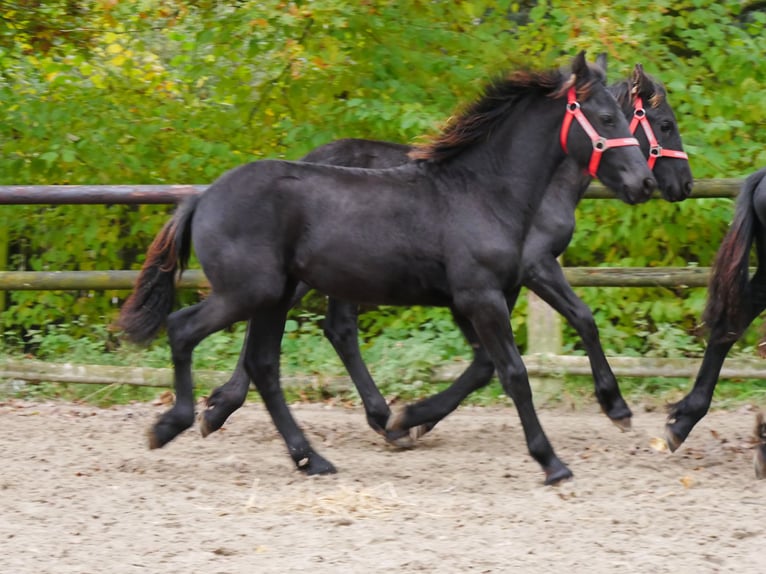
545, 159, 593, 208
459, 98, 569, 206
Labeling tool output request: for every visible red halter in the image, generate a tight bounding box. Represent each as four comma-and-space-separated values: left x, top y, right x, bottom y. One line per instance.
629, 96, 689, 169
559, 86, 640, 177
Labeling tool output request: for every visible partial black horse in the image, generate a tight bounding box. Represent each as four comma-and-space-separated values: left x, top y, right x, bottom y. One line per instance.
755, 412, 766, 479
119, 52, 655, 484
201, 63, 692, 445
666, 167, 766, 478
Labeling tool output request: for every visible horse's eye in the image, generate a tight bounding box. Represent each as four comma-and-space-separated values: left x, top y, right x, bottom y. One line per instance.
599, 114, 615, 127
660, 121, 673, 133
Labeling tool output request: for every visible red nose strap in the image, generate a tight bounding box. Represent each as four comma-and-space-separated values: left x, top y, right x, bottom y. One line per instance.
629, 96, 689, 169
560, 87, 640, 177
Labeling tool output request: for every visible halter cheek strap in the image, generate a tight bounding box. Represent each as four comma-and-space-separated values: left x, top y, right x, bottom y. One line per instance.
629, 96, 689, 169
560, 87, 640, 177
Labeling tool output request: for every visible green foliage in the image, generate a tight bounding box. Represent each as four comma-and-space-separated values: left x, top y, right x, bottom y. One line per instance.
2, 0, 766, 387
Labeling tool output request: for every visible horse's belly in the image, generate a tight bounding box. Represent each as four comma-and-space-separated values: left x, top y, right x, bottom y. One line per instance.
293, 252, 450, 306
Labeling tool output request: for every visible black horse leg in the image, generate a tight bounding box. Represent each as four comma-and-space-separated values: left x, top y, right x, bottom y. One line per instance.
244, 305, 336, 475
388, 306, 496, 435
668, 333, 766, 455
755, 413, 766, 479
150, 294, 244, 449
667, 272, 766, 451
525, 262, 632, 427
322, 298, 416, 446
664, 335, 737, 451
454, 290, 571, 485
201, 282, 313, 436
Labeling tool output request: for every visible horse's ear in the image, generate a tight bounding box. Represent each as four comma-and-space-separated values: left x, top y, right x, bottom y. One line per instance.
631, 63, 648, 96
595, 53, 608, 75
571, 50, 589, 80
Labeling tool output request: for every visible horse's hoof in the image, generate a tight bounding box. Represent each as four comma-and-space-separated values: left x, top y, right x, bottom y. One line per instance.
664, 425, 683, 453
610, 416, 632, 432
296, 453, 337, 476
410, 424, 430, 441
385, 405, 408, 432
199, 407, 228, 438
544, 463, 574, 486
385, 428, 415, 449
147, 427, 167, 450
199, 414, 213, 438
148, 409, 194, 449
602, 401, 632, 429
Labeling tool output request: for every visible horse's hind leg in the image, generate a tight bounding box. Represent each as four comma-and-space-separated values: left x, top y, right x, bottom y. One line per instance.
244, 306, 336, 475
200, 328, 252, 437
388, 307, 495, 436
201, 282, 315, 437
150, 294, 245, 449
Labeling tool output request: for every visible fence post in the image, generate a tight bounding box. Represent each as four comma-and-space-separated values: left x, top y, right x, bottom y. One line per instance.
526, 289, 563, 401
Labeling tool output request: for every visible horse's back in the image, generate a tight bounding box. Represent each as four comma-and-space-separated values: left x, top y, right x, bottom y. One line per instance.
191, 159, 446, 299
301, 138, 411, 169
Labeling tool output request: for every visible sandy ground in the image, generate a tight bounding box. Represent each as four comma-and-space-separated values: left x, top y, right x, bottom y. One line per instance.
1, 396, 764, 573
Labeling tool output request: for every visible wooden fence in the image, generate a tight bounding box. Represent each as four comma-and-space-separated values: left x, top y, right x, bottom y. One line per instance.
1, 179, 765, 388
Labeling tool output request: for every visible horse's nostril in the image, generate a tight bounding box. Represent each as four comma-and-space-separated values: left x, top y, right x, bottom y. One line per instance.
685, 180, 694, 195
643, 177, 657, 195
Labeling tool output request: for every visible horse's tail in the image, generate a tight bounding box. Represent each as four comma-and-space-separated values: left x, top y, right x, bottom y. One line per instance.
118, 196, 198, 345
703, 170, 766, 341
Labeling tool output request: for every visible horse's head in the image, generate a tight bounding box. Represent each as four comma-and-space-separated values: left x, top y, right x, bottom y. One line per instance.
628, 64, 693, 202
562, 52, 656, 205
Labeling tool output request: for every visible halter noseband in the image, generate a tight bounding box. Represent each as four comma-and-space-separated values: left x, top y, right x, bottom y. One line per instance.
629, 96, 688, 169
559, 87, 640, 177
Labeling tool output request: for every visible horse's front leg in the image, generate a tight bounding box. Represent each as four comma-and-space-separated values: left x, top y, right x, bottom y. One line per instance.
388, 305, 497, 437
665, 335, 736, 451
244, 306, 336, 475
667, 274, 766, 451
524, 260, 631, 428
456, 289, 571, 485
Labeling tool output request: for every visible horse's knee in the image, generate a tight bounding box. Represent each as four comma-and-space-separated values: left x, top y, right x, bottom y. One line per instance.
471, 352, 495, 382
497, 360, 532, 401
570, 302, 599, 339
323, 319, 355, 349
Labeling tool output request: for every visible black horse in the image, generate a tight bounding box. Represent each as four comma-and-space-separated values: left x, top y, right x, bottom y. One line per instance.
119, 52, 655, 484
666, 168, 766, 477
201, 63, 693, 446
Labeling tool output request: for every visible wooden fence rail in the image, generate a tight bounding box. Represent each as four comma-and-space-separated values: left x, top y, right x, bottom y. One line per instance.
0, 266, 722, 291
0, 179, 744, 204
2, 179, 764, 387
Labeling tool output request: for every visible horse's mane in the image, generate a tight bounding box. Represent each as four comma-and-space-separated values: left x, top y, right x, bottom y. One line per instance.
409, 64, 603, 163
610, 71, 667, 109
